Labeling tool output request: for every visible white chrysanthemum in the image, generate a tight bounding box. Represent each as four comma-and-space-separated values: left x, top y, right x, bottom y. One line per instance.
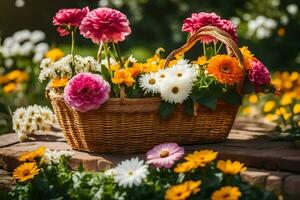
128, 55, 137, 63
53, 55, 72, 77
20, 120, 36, 134
167, 60, 197, 82
160, 77, 193, 104
114, 157, 149, 188
42, 149, 73, 164
40, 58, 53, 69
139, 73, 160, 94
83, 56, 101, 72
13, 107, 27, 121
38, 68, 57, 82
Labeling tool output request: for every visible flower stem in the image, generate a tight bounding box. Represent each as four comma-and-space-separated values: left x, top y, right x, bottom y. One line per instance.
71, 29, 76, 76
202, 43, 206, 57
97, 42, 103, 64
104, 43, 112, 78
113, 43, 124, 68
216, 43, 223, 54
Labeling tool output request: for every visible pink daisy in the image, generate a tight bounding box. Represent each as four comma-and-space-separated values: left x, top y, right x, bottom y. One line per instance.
146, 143, 184, 169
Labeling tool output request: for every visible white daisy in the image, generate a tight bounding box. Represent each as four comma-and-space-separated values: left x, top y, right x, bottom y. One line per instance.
40, 58, 53, 69
167, 60, 197, 82
83, 56, 101, 72
139, 73, 160, 94
114, 157, 149, 188
13, 107, 27, 121
128, 55, 137, 63
17, 131, 28, 142
42, 149, 73, 164
160, 77, 193, 104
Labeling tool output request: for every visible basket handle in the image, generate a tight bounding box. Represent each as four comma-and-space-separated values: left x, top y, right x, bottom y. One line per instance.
164, 25, 245, 92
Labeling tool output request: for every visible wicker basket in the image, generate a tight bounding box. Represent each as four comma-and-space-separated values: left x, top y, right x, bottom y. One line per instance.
48, 26, 244, 154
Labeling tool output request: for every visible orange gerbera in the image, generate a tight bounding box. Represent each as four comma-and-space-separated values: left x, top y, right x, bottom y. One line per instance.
207, 55, 243, 85
112, 69, 135, 87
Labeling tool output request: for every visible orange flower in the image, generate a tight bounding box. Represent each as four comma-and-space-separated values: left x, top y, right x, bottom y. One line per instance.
46, 48, 64, 62
192, 56, 207, 65
3, 82, 17, 93
112, 69, 135, 87
240, 46, 254, 70
207, 55, 243, 85
50, 78, 69, 88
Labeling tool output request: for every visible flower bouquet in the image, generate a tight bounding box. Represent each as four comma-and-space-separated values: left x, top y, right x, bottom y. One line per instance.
41, 8, 277, 154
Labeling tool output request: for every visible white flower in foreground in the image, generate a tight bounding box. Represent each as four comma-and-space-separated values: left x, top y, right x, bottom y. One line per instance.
139, 73, 160, 94
167, 60, 197, 82
17, 131, 27, 142
114, 157, 149, 188
160, 77, 193, 104
104, 168, 116, 177
42, 149, 73, 164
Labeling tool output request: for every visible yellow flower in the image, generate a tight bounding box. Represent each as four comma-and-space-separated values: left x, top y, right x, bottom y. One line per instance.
174, 161, 198, 173
275, 107, 287, 116
146, 54, 160, 64
184, 150, 218, 167
112, 69, 135, 87
290, 72, 299, 81
241, 106, 251, 115
265, 114, 278, 122
13, 162, 40, 182
248, 95, 258, 104
293, 104, 300, 114
281, 71, 290, 80
50, 78, 69, 88
263, 101, 276, 113
0, 75, 9, 85
192, 56, 207, 65
16, 71, 29, 83
211, 186, 242, 200
165, 180, 201, 200
283, 81, 293, 90
240, 46, 254, 70
3, 83, 17, 93
283, 113, 291, 120
6, 70, 22, 81
217, 160, 247, 175
46, 48, 65, 61
271, 78, 282, 88
280, 94, 293, 106
19, 146, 46, 162
298, 121, 300, 127
111, 64, 121, 72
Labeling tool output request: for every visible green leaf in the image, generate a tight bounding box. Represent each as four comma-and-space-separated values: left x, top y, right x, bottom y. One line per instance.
198, 95, 218, 110
206, 47, 215, 59
183, 98, 193, 116
101, 65, 111, 83
159, 101, 177, 119
220, 91, 243, 105
242, 77, 255, 94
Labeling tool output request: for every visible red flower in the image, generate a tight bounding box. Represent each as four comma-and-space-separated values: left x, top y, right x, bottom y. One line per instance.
53, 7, 89, 37
79, 7, 131, 44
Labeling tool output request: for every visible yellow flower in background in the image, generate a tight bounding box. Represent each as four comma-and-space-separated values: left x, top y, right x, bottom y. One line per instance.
281, 71, 290, 80
283, 113, 292, 120
280, 93, 293, 106
193, 56, 207, 65
293, 104, 300, 114
263, 101, 276, 113
211, 186, 242, 200
7, 70, 22, 81
265, 114, 278, 122
283, 81, 293, 90
217, 160, 246, 175
185, 150, 218, 167
240, 46, 254, 70
275, 107, 287, 116
165, 180, 201, 200
0, 75, 9, 85
46, 48, 64, 61
248, 95, 258, 104
3, 82, 17, 93
174, 161, 197, 173
112, 69, 135, 87
277, 27, 285, 37
290, 72, 299, 81
241, 106, 251, 115
271, 78, 282, 88
19, 146, 46, 162
298, 121, 300, 127
16, 71, 29, 83
13, 162, 40, 182
146, 54, 160, 64
50, 78, 69, 88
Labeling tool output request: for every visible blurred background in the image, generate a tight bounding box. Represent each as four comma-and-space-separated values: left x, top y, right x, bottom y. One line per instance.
0, 0, 299, 133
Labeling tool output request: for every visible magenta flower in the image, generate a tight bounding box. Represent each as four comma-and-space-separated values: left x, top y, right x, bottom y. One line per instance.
64, 73, 110, 112
79, 7, 131, 44
182, 12, 238, 44
248, 59, 271, 92
53, 7, 89, 36
146, 143, 184, 169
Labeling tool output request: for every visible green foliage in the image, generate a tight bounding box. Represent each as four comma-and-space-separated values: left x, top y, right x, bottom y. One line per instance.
159, 101, 177, 119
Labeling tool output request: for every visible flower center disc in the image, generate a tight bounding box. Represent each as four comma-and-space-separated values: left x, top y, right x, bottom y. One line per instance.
160, 150, 170, 158
148, 79, 156, 85
221, 66, 230, 73
177, 73, 183, 77
172, 87, 179, 94
160, 74, 165, 78
22, 169, 30, 176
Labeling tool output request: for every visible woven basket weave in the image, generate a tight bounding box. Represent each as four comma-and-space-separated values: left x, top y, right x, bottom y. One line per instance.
48, 26, 244, 154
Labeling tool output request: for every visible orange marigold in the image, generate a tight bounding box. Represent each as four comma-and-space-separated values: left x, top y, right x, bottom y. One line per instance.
207, 55, 243, 85
240, 46, 254, 70
112, 69, 135, 87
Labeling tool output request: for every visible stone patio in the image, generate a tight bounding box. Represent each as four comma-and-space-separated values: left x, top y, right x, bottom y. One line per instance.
1, 118, 300, 199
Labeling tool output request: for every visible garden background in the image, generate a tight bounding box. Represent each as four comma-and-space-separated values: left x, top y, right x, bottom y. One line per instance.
0, 0, 299, 133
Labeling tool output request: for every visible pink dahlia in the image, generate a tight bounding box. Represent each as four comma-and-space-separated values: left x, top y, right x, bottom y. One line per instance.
53, 7, 89, 36
79, 7, 131, 44
182, 12, 238, 44
64, 73, 110, 112
146, 143, 184, 169
248, 58, 271, 92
